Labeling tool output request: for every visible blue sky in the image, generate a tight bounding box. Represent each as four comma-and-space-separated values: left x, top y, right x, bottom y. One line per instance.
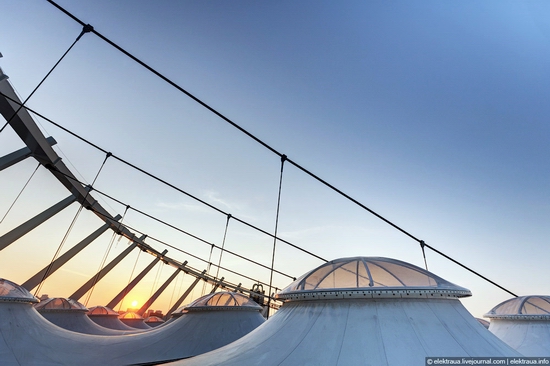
1, 0, 549, 317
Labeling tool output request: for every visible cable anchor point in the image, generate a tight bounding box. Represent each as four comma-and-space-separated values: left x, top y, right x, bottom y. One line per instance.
82, 24, 94, 34
76, 24, 94, 41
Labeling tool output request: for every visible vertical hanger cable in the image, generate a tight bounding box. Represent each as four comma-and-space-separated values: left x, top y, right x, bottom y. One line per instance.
267, 154, 287, 319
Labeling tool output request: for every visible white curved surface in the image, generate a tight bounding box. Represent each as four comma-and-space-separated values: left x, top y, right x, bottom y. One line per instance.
39, 311, 137, 335
0, 300, 264, 365
488, 319, 550, 356
171, 298, 520, 366
88, 314, 141, 331
485, 295, 550, 356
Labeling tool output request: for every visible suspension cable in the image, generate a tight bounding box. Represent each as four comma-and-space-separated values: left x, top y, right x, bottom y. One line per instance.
267, 155, 286, 318
124, 213, 293, 280
123, 227, 281, 292
215, 214, 231, 279
149, 259, 163, 299
17, 2, 518, 298
0, 89, 326, 262
34, 151, 110, 297
0, 89, 517, 297
118, 249, 141, 312
71, 200, 283, 291
41, 160, 297, 280
84, 229, 119, 306
420, 240, 429, 270
43, 1, 419, 245
84, 204, 130, 306
31, 166, 284, 291
2, 24, 92, 132
0, 162, 40, 225
46, 0, 280, 157
201, 244, 215, 296
34, 204, 83, 297
167, 271, 184, 312
422, 241, 517, 297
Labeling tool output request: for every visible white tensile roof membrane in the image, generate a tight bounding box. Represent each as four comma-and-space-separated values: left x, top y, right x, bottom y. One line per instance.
0, 284, 265, 365
485, 295, 550, 356
165, 257, 519, 366
34, 297, 135, 335
165, 292, 262, 325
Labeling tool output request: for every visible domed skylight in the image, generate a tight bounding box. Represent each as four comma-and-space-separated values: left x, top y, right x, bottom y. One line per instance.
34, 297, 88, 312
276, 257, 471, 301
145, 316, 165, 324
184, 292, 262, 312
87, 305, 119, 316
485, 295, 550, 320
119, 311, 144, 320
0, 278, 38, 303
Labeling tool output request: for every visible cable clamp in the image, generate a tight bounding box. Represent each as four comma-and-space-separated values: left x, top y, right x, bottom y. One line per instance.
76, 24, 94, 42
82, 24, 94, 34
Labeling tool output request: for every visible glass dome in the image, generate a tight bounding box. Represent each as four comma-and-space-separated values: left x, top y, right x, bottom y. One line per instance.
0, 278, 38, 303
145, 316, 165, 324
484, 296, 550, 320
276, 257, 471, 301
119, 311, 144, 320
34, 297, 88, 312
184, 291, 262, 312
87, 305, 119, 316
